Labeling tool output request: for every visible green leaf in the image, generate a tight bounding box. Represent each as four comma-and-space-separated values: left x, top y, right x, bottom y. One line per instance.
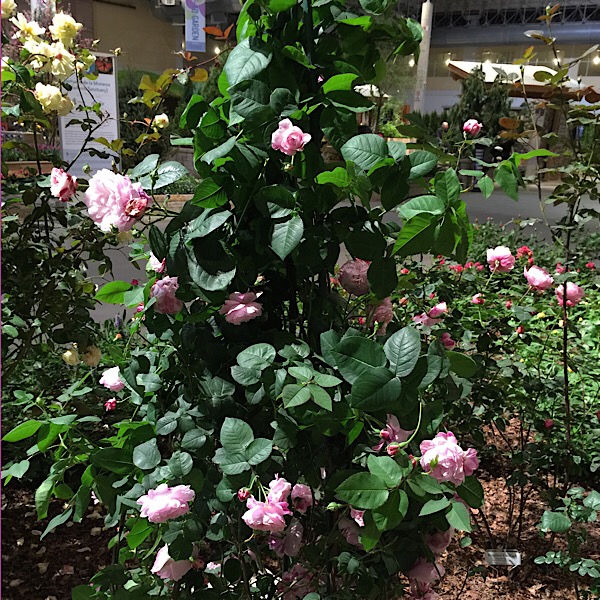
359, 0, 394, 15
213, 449, 250, 475
367, 455, 404, 488
2, 419, 42, 442
316, 167, 351, 188
387, 140, 406, 161
282, 384, 312, 408
271, 216, 304, 260
91, 448, 134, 475
408, 151, 437, 180
167, 451, 194, 477
221, 418, 254, 453
350, 367, 402, 411
384, 326, 421, 378
3, 459, 30, 479
336, 473, 389, 509
372, 489, 405, 531
148, 161, 188, 190
322, 73, 359, 94
446, 501, 472, 532
393, 213, 439, 256
457, 476, 484, 509
398, 195, 445, 221
237, 343, 276, 370
478, 175, 494, 198
133, 439, 161, 471
434, 168, 460, 205
95, 281, 132, 304
127, 519, 154, 549
312, 373, 342, 387
327, 90, 374, 113
341, 134, 389, 172
224, 37, 272, 87
128, 153, 159, 179
179, 94, 207, 129
181, 429, 207, 451
419, 497, 450, 516
540, 511, 572, 533
368, 258, 398, 299
35, 476, 55, 519
41, 508, 73, 539
583, 490, 600, 511
231, 365, 261, 386
245, 438, 272, 465
447, 351, 478, 378
191, 178, 228, 209
72, 585, 97, 600
512, 148, 558, 166
494, 165, 518, 201
201, 137, 236, 165
186, 210, 232, 242
307, 384, 333, 411
331, 336, 387, 384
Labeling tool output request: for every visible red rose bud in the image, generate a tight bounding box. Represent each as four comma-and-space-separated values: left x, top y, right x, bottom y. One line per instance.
380, 429, 391, 441
409, 454, 418, 468
386, 443, 400, 457
237, 488, 250, 501
400, 268, 410, 275
516, 326, 525, 334
544, 419, 554, 429
131, 279, 139, 286
505, 300, 512, 309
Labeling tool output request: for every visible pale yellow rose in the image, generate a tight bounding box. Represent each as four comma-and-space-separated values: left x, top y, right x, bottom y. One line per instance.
10, 13, 45, 42
82, 345, 102, 367
62, 348, 80, 366
2, 0, 17, 20
48, 42, 76, 80
152, 113, 169, 130
57, 95, 74, 116
23, 39, 54, 70
48, 12, 83, 47
34, 82, 63, 112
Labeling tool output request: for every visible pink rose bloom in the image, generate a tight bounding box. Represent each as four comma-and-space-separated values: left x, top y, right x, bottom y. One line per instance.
408, 558, 445, 583
428, 302, 447, 318
269, 518, 304, 557
505, 300, 512, 309
350, 508, 365, 527
148, 253, 166, 273
242, 496, 291, 532
291, 484, 313, 513
84, 169, 151, 232
420, 432, 479, 486
524, 266, 554, 290
555, 282, 584, 307
471, 293, 485, 305
556, 263, 566, 274
409, 587, 440, 600
151, 545, 192, 581
413, 313, 441, 327
150, 276, 183, 314
104, 398, 117, 411
425, 528, 454, 555
50, 167, 77, 202
271, 119, 311, 156
267, 475, 292, 503
137, 483, 195, 523
486, 246, 515, 273
516, 245, 533, 259
338, 516, 362, 546
338, 259, 370, 296
219, 291, 263, 325
463, 119, 482, 136
99, 366, 124, 392
277, 564, 315, 600
585, 261, 595, 269
440, 332, 456, 350
374, 413, 413, 452
368, 297, 393, 335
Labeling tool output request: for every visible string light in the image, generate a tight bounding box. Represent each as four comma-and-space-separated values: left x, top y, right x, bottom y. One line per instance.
593, 55, 600, 65
408, 58, 415, 67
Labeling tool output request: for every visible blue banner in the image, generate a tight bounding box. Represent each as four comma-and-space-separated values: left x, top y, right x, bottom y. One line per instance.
184, 0, 206, 53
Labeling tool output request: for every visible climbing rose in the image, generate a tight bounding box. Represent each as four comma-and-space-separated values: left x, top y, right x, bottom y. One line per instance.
486, 246, 515, 272
268, 475, 292, 503
242, 496, 291, 532
271, 119, 311, 156
463, 119, 482, 136
99, 366, 124, 392
413, 312, 441, 327
148, 253, 166, 273
84, 170, 151, 232
368, 297, 393, 335
544, 419, 554, 429
516, 245, 533, 259
50, 167, 77, 201
420, 432, 479, 486
585, 261, 595, 269
291, 484, 313, 513
555, 282, 584, 307
34, 82, 63, 112
137, 484, 195, 523
62, 347, 79, 365
2, 0, 16, 19
150, 276, 183, 314
374, 414, 412, 452
440, 332, 456, 350
152, 113, 169, 129
219, 292, 263, 324
151, 545, 192, 581
524, 266, 554, 290
408, 558, 446, 583
104, 398, 117, 411
338, 259, 370, 296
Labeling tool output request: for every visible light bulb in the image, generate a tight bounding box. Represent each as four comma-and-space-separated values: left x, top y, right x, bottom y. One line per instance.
215, 46, 221, 55
593, 55, 600, 65
409, 58, 415, 67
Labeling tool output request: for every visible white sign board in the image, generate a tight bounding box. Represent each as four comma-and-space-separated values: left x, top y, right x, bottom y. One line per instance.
59, 53, 119, 178
184, 0, 206, 53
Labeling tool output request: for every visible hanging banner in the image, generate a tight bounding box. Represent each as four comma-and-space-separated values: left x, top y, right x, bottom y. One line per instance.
59, 53, 119, 178
184, 0, 206, 53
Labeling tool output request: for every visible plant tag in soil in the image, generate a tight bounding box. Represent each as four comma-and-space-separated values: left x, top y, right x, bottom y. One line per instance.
484, 549, 521, 566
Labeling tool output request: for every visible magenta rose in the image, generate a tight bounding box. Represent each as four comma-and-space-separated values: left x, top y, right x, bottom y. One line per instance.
420, 432, 479, 486
291, 484, 313, 513
524, 265, 554, 290
150, 276, 183, 315
269, 518, 304, 557
219, 291, 263, 325
413, 312, 441, 327
338, 259, 370, 296
555, 282, 584, 307
463, 119, 482, 136
428, 302, 448, 318
350, 507, 365, 527
242, 496, 291, 532
50, 167, 77, 202
271, 119, 311, 156
99, 366, 124, 392
471, 293, 485, 304
84, 169, 151, 232
151, 545, 192, 581
486, 246, 515, 272
137, 483, 195, 523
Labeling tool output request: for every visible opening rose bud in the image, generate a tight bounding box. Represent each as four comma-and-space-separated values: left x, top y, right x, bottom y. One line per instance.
237, 488, 251, 501
544, 419, 554, 429
386, 442, 400, 457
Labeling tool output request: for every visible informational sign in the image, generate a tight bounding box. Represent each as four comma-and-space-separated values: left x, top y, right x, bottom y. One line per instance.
59, 53, 119, 178
184, 0, 206, 53
485, 549, 521, 566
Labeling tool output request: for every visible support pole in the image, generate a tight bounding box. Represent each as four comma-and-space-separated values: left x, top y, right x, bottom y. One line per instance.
413, 0, 433, 113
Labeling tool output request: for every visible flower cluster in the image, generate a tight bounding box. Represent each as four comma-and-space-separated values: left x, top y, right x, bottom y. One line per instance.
420, 431, 479, 486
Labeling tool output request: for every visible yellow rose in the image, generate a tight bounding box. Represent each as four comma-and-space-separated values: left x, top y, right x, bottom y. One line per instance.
62, 348, 79, 366
48, 12, 83, 47
34, 82, 63, 112
152, 113, 169, 130
57, 95, 74, 116
48, 42, 76, 80
10, 13, 45, 42
2, 0, 17, 20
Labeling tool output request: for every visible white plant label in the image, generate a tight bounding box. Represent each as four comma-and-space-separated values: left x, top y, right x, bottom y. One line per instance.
484, 549, 522, 566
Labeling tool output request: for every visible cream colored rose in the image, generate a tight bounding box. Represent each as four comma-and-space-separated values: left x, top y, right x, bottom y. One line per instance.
152, 113, 169, 130
10, 13, 45, 41
34, 82, 63, 112
82, 345, 102, 367
48, 41, 76, 80
57, 95, 74, 116
49, 12, 83, 47
62, 347, 79, 366
2, 0, 17, 20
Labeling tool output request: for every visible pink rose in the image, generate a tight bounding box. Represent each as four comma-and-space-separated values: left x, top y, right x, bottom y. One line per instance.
516, 245, 533, 259
242, 496, 291, 532
585, 261, 595, 269
524, 266, 554, 290
471, 293, 485, 305
556, 263, 566, 274
84, 169, 151, 232
269, 518, 304, 557
99, 366, 124, 392
368, 297, 393, 335
463, 119, 482, 136
413, 313, 441, 328
374, 413, 413, 452
555, 282, 584, 307
277, 564, 315, 600
420, 432, 479, 486
148, 253, 166, 273
338, 516, 362, 546
440, 332, 456, 350
151, 545, 192, 581
271, 119, 311, 156
338, 259, 370, 296
50, 167, 77, 202
486, 246, 515, 273
104, 398, 117, 411
219, 291, 263, 325
408, 558, 445, 583
425, 528, 454, 555
409, 587, 440, 600
137, 483, 195, 523
150, 276, 183, 314
350, 508, 365, 527
427, 302, 447, 318
291, 484, 313, 513
505, 300, 512, 309
544, 418, 554, 429
267, 475, 292, 503
387, 442, 400, 457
